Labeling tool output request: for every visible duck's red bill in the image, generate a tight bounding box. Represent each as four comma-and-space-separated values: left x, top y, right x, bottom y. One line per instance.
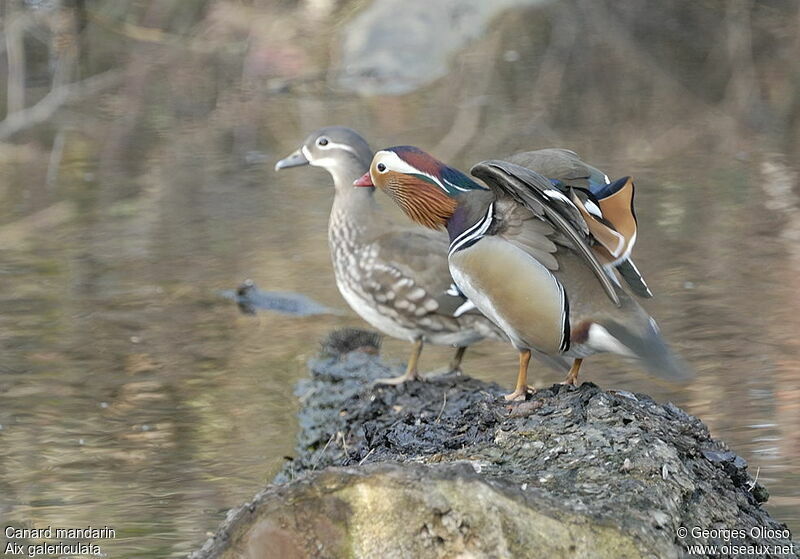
353, 172, 374, 187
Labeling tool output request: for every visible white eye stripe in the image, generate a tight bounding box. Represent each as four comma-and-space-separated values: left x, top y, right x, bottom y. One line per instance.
374, 150, 449, 193
317, 140, 360, 156
374, 151, 420, 174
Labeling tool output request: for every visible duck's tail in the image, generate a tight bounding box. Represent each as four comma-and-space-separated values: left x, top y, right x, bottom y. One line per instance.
598, 318, 694, 382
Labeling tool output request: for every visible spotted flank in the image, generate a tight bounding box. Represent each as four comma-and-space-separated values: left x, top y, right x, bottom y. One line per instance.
448, 202, 495, 256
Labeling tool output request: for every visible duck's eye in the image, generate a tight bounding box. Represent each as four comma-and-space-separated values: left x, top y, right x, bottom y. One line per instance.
317, 137, 329, 146
377, 163, 387, 173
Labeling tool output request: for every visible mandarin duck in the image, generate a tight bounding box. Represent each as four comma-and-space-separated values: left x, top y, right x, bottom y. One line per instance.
355, 146, 692, 400
274, 127, 510, 384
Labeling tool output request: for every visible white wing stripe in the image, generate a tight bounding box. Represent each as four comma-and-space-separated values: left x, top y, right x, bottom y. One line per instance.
543, 189, 573, 204
453, 300, 476, 317
557, 279, 569, 352
448, 203, 494, 256
451, 204, 491, 245
442, 177, 471, 192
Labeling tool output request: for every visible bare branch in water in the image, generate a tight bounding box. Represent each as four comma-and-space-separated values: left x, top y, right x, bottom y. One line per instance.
0, 70, 123, 141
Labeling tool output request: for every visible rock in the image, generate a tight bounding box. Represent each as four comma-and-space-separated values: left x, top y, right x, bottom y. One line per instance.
336, 0, 552, 95
192, 462, 647, 558
191, 329, 797, 559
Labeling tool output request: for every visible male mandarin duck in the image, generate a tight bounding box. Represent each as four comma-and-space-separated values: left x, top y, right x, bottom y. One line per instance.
274, 127, 511, 384
354, 146, 692, 400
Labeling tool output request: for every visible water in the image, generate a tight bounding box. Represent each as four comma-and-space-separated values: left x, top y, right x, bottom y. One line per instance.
1, 1, 798, 556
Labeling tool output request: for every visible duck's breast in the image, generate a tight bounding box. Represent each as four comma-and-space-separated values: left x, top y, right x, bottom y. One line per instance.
449, 236, 569, 354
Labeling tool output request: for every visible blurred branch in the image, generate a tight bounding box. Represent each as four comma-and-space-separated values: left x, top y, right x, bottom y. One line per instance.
85, 8, 246, 54
0, 69, 122, 141
528, 6, 576, 110
578, 1, 715, 113
5, 11, 33, 115
723, 0, 757, 119
87, 8, 180, 45
50, 4, 82, 88
46, 129, 66, 188
576, 0, 739, 157
433, 32, 501, 161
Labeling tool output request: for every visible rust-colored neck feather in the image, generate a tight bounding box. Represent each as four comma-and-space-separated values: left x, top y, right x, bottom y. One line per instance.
386, 176, 457, 230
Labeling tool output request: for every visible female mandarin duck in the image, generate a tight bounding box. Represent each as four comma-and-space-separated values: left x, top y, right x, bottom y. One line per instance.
274, 127, 510, 384
355, 146, 692, 400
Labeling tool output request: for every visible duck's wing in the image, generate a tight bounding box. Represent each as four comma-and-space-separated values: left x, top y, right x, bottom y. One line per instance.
509, 149, 626, 257
569, 177, 653, 298
471, 159, 621, 307
509, 151, 653, 298
616, 258, 653, 298
366, 229, 453, 314
578, 176, 637, 257
507, 148, 610, 189
362, 228, 495, 329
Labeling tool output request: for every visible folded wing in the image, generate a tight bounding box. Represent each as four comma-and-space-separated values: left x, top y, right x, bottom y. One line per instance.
471, 160, 621, 306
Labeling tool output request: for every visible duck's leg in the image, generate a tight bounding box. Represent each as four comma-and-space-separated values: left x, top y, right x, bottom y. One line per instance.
562, 358, 583, 386
375, 338, 424, 385
505, 349, 533, 401
448, 346, 467, 373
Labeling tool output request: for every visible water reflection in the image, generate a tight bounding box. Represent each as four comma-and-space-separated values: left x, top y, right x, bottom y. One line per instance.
1, 1, 799, 557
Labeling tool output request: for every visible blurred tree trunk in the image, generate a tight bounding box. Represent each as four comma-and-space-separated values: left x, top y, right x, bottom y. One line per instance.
5, 0, 28, 116
721, 0, 758, 151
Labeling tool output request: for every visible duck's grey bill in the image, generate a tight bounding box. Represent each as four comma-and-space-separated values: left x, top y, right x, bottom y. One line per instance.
274, 149, 309, 171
